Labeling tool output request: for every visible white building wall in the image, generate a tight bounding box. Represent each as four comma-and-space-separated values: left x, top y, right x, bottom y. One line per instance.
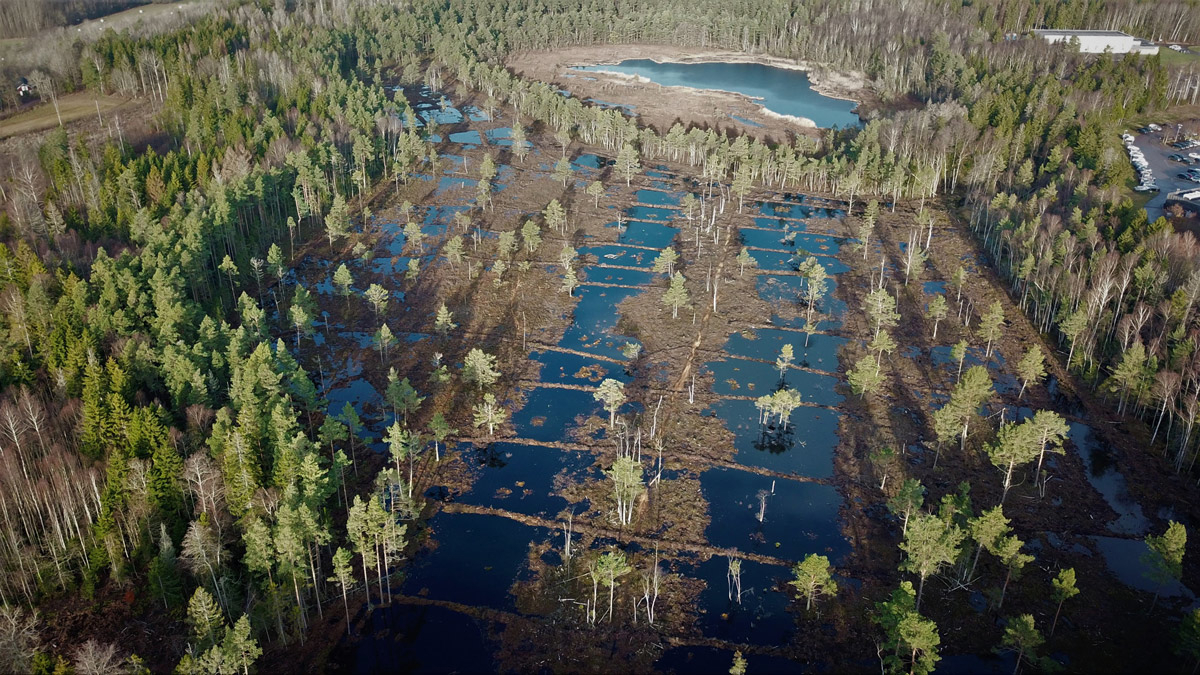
1033, 30, 1158, 54
1040, 33, 1133, 53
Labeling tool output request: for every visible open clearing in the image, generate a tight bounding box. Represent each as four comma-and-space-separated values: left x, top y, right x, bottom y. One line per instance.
0, 93, 132, 138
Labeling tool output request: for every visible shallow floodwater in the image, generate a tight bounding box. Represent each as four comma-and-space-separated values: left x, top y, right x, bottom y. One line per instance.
334, 87, 860, 670
576, 60, 860, 129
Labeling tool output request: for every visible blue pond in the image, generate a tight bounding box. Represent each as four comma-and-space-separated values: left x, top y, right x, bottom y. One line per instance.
706, 357, 843, 408
687, 555, 794, 645
723, 328, 845, 374
350, 604, 496, 675
530, 349, 630, 386
709, 398, 839, 478
461, 441, 597, 518
579, 244, 655, 268
702, 467, 848, 562
559, 284, 644, 360
510, 387, 600, 442
576, 60, 859, 129
614, 220, 679, 248
401, 511, 548, 611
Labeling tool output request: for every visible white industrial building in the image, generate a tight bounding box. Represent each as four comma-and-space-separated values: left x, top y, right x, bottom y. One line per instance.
1032, 29, 1159, 55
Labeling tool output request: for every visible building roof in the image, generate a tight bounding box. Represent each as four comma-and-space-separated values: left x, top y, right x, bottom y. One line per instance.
1032, 29, 1132, 38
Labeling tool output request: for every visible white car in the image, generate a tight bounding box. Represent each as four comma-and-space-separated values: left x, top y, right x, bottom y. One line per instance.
1190, 152, 1200, 160
1149, 124, 1163, 131
1134, 184, 1160, 192
1170, 45, 1184, 51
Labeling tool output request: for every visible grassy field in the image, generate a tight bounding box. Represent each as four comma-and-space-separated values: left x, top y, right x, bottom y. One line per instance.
0, 92, 131, 138
1158, 45, 1200, 67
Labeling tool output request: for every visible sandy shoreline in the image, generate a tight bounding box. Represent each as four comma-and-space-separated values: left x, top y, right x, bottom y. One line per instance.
508, 44, 871, 140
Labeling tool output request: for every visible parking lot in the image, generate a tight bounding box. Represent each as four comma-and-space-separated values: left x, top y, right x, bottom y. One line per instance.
1127, 128, 1200, 221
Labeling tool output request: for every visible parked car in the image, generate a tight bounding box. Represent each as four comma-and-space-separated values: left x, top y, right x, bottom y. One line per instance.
1170, 154, 1191, 162
1149, 123, 1163, 131
1190, 152, 1200, 160
1135, 184, 1160, 192
1170, 45, 1185, 52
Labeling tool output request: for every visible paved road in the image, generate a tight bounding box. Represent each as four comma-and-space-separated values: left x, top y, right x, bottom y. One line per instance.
1129, 130, 1198, 221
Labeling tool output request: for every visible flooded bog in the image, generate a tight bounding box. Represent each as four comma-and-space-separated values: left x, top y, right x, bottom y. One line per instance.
701, 467, 848, 562
709, 398, 839, 478
401, 511, 549, 611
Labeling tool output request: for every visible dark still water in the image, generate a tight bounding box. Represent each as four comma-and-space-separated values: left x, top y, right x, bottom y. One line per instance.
576, 59, 860, 129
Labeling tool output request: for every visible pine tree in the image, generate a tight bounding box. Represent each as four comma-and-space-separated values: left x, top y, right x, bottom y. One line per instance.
1177, 608, 1200, 673
857, 200, 879, 259
434, 303, 456, 334
848, 355, 886, 397
472, 393, 507, 435
562, 266, 579, 297
900, 513, 965, 610
986, 421, 1038, 502
224, 615, 261, 675
444, 235, 464, 267
979, 301, 1005, 358
326, 193, 351, 246
735, 247, 756, 277
187, 587, 226, 650
364, 283, 389, 318
729, 651, 747, 675
1016, 345, 1046, 399
593, 379, 626, 427
587, 180, 604, 207
553, 156, 572, 186
462, 349, 500, 390
790, 554, 837, 611
652, 247, 679, 276
329, 547, 355, 634
999, 614, 1043, 674
865, 289, 901, 338
606, 455, 644, 526
333, 264, 353, 298
662, 273, 690, 319
148, 524, 184, 610
1143, 520, 1187, 609
887, 479, 925, 535
1050, 568, 1078, 636
776, 344, 795, 379
616, 143, 640, 186
520, 220, 542, 253
428, 412, 455, 461
994, 534, 1032, 609
926, 294, 948, 340
543, 199, 566, 234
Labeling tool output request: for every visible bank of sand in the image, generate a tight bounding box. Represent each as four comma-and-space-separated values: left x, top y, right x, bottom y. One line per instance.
507, 44, 872, 141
